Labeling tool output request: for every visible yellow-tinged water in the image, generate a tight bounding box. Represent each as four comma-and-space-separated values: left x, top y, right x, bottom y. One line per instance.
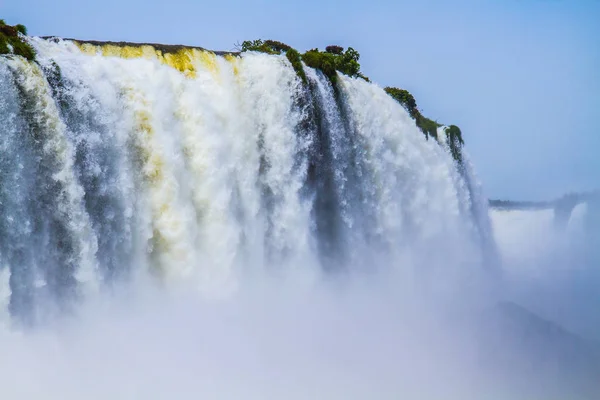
224, 53, 241, 76
75, 42, 224, 78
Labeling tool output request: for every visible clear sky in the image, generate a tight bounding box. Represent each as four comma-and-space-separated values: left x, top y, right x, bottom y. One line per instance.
3, 0, 599, 200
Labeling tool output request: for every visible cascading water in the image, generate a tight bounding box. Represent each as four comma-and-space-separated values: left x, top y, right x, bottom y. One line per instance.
0, 37, 493, 325
2, 35, 600, 399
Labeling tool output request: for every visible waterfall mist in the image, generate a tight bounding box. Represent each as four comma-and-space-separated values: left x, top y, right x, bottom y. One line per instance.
0, 37, 598, 399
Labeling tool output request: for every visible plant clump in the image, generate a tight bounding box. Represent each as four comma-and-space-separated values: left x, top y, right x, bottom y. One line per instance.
15, 24, 27, 35
301, 48, 338, 82
285, 48, 306, 84
383, 87, 417, 115
416, 114, 440, 140
302, 46, 361, 84
241, 39, 291, 54
240, 39, 306, 84
240, 39, 365, 85
0, 19, 35, 61
385, 86, 464, 163
444, 125, 464, 164
384, 86, 440, 140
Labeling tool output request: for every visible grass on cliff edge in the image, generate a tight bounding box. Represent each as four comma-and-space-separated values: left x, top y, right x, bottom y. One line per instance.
0, 19, 35, 61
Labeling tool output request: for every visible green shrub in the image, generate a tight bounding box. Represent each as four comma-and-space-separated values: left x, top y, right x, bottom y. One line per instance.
444, 124, 464, 145
15, 24, 27, 35
384, 86, 442, 140
0, 36, 8, 54
416, 114, 440, 140
263, 40, 291, 53
335, 47, 360, 77
14, 39, 35, 60
241, 39, 271, 54
384, 87, 417, 117
285, 48, 307, 84
444, 125, 464, 163
241, 39, 292, 55
240, 39, 307, 83
301, 49, 338, 83
301, 46, 363, 84
357, 73, 370, 82
0, 21, 35, 61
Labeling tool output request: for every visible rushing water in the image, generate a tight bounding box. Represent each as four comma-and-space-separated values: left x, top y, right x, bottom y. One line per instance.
0, 38, 597, 399
0, 38, 493, 323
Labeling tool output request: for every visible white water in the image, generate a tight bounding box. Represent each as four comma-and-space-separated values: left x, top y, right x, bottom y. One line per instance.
0, 38, 489, 300
0, 38, 597, 399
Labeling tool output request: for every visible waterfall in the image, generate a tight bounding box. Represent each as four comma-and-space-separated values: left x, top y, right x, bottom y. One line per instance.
0, 37, 493, 324
3, 35, 600, 400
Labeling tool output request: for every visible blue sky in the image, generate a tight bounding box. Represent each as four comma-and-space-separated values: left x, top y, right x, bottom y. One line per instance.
3, 0, 599, 200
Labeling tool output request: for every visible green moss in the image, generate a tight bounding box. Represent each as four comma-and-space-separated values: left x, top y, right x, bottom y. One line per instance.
285, 48, 307, 85
0, 40, 7, 54
15, 24, 27, 35
385, 86, 465, 163
385, 87, 417, 117
385, 86, 441, 140
357, 73, 370, 82
0, 21, 35, 61
444, 124, 464, 145
416, 114, 441, 140
444, 125, 464, 164
301, 49, 338, 83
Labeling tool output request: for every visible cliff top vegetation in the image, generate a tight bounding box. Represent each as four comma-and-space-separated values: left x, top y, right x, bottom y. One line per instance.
0, 20, 35, 61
